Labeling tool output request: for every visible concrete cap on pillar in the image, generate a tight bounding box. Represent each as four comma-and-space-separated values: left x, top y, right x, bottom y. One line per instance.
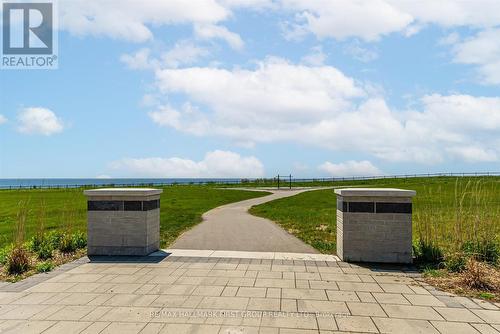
334, 188, 416, 197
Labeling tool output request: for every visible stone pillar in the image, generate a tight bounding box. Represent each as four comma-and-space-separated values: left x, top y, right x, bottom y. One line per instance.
335, 188, 416, 264
84, 188, 162, 256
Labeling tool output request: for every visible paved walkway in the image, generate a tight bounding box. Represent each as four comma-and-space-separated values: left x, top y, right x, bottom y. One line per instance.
171, 189, 319, 253
0, 250, 499, 334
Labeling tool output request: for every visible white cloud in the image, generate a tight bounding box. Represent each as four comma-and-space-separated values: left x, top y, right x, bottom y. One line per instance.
120, 48, 156, 70
110, 150, 265, 178
148, 58, 500, 164
446, 146, 498, 163
280, 0, 500, 41
344, 41, 378, 62
0, 115, 7, 125
121, 42, 209, 70
60, 0, 229, 42
451, 28, 500, 85
194, 24, 244, 50
17, 108, 64, 136
162, 41, 210, 68
301, 46, 327, 66
280, 0, 413, 42
319, 160, 382, 177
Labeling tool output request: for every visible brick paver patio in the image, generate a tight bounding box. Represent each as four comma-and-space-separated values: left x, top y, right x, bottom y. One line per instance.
0, 250, 499, 334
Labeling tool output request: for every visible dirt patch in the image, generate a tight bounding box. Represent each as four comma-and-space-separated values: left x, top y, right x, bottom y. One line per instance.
0, 249, 86, 282
423, 261, 500, 302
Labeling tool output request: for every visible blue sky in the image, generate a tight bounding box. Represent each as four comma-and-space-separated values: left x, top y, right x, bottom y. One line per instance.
1, 0, 500, 178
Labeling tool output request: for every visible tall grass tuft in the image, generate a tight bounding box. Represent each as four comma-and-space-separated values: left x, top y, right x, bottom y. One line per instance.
414, 178, 500, 269
6, 200, 31, 275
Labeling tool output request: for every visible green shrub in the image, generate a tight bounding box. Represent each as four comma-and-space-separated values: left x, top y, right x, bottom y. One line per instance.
58, 233, 76, 253
461, 240, 500, 264
46, 230, 64, 249
0, 245, 13, 265
26, 233, 44, 253
71, 231, 87, 249
36, 261, 54, 273
413, 240, 444, 265
443, 252, 468, 272
36, 241, 54, 260
5, 247, 30, 275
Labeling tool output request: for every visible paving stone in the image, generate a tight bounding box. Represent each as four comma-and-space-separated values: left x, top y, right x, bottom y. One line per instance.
1, 254, 498, 334
381, 304, 444, 321
46, 305, 96, 321
316, 315, 338, 331
431, 321, 481, 334
0, 319, 56, 334
471, 323, 500, 334
80, 306, 113, 321
297, 300, 349, 314
472, 309, 500, 324
247, 298, 281, 311
281, 299, 297, 312
197, 297, 249, 310
295, 273, 321, 280
373, 293, 410, 305
372, 317, 439, 334
282, 288, 328, 300
379, 283, 414, 294
29, 305, 65, 320
192, 285, 224, 297
42, 320, 93, 334
101, 322, 147, 334
408, 285, 431, 295
237, 287, 267, 298
279, 329, 319, 334
337, 282, 383, 293
326, 291, 360, 302
0, 304, 48, 319
260, 312, 317, 330
100, 306, 159, 323
221, 287, 238, 297
404, 294, 446, 307
346, 302, 386, 317
335, 315, 378, 333
309, 281, 338, 290
295, 280, 310, 289
255, 279, 295, 288
266, 288, 281, 299
357, 292, 377, 303
139, 322, 165, 334
227, 278, 256, 287
434, 307, 484, 322
320, 273, 361, 282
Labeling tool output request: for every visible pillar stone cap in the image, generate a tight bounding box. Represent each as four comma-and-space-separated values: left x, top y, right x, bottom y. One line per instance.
84, 188, 163, 197
334, 188, 416, 197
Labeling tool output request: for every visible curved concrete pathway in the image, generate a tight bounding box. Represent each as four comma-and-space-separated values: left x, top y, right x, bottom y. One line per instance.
170, 188, 321, 253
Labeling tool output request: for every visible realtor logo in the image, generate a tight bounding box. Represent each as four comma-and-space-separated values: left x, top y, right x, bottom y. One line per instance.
1, 1, 58, 69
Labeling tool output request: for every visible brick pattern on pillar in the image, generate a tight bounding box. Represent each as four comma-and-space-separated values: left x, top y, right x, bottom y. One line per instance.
335, 188, 416, 264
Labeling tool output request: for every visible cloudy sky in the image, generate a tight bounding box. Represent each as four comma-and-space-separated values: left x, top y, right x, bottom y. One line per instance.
1, 0, 500, 178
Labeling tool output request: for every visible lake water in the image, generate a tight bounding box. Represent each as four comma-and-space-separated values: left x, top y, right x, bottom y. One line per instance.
0, 178, 244, 189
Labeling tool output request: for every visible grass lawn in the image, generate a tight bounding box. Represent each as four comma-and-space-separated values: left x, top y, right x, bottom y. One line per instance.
250, 176, 500, 255
0, 186, 270, 248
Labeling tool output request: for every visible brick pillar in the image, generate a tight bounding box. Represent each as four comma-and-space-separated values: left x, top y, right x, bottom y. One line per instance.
335, 188, 416, 264
84, 188, 162, 256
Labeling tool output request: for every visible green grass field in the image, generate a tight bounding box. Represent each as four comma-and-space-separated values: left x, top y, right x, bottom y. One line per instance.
250, 176, 500, 258
0, 187, 270, 248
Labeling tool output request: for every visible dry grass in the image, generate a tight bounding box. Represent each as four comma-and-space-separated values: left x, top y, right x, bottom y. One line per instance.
424, 259, 500, 302
0, 249, 86, 282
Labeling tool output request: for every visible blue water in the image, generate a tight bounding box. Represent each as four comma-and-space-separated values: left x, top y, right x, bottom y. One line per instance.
0, 178, 244, 189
